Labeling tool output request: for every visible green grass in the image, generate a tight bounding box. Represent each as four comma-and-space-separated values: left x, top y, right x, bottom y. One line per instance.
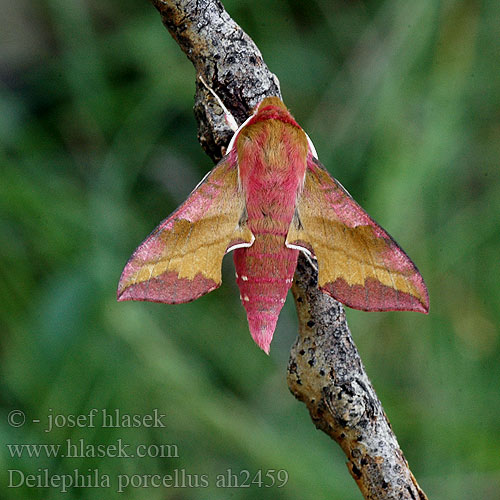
1, 0, 499, 498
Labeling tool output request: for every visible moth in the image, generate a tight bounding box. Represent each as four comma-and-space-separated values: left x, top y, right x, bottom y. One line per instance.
117, 96, 429, 353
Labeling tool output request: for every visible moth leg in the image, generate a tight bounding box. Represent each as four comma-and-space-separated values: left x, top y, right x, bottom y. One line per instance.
286, 242, 318, 272
303, 250, 318, 271
198, 75, 239, 132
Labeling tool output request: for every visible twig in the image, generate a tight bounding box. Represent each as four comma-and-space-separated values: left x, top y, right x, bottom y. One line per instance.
147, 1, 428, 498
150, 0, 280, 161
288, 254, 428, 499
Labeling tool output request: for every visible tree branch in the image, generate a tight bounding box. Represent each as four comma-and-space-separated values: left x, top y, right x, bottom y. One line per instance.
147, 1, 428, 498
288, 254, 428, 499
150, 0, 280, 161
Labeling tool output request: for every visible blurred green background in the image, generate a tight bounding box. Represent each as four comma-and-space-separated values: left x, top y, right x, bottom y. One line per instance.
1, 0, 499, 498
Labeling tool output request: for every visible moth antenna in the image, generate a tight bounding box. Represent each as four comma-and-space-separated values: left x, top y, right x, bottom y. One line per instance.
304, 132, 318, 159
198, 75, 239, 132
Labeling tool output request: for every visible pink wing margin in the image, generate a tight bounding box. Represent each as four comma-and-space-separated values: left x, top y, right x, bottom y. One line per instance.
287, 156, 429, 313
117, 152, 253, 304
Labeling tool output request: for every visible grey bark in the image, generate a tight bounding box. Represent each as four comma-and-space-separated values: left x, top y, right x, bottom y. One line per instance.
150, 0, 280, 161
147, 1, 429, 498
288, 254, 427, 499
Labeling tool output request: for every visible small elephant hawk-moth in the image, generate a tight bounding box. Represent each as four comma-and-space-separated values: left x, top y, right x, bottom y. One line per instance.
117, 95, 429, 353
